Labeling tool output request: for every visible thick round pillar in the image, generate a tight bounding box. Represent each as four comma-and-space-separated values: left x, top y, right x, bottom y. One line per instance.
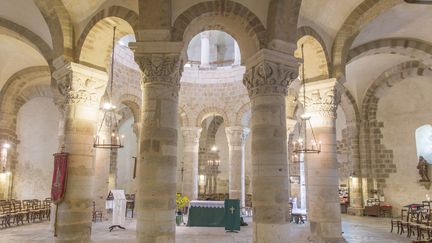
226, 126, 249, 207
93, 127, 110, 219
243, 49, 298, 243
52, 61, 107, 243
200, 31, 210, 67
301, 79, 344, 242
181, 127, 201, 200
131, 48, 182, 243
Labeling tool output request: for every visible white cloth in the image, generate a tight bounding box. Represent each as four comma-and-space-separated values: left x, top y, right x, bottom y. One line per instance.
292, 208, 307, 215
110, 190, 126, 226
189, 200, 225, 208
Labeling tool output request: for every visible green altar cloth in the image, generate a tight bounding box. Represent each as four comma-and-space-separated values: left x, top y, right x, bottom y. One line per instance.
187, 206, 225, 227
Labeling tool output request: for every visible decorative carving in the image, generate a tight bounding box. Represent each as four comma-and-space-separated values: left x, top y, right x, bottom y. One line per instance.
182, 127, 202, 145
226, 127, 250, 147
135, 54, 183, 88
304, 88, 340, 120
243, 59, 297, 97
417, 156, 430, 182
52, 62, 107, 106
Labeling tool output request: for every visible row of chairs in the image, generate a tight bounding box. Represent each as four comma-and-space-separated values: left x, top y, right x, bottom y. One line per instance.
0, 198, 51, 229
391, 201, 432, 240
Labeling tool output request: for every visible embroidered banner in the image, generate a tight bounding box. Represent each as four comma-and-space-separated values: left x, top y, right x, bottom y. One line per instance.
51, 152, 69, 204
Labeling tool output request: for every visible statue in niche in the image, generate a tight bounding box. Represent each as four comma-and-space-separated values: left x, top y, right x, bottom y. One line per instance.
417, 156, 430, 182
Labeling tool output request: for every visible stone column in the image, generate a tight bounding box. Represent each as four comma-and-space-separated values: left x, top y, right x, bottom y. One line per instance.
234, 41, 241, 66
200, 31, 210, 67
93, 125, 110, 218
347, 122, 363, 215
181, 127, 201, 200
225, 126, 249, 207
131, 41, 182, 243
301, 79, 344, 242
108, 149, 118, 191
243, 48, 298, 243
52, 60, 107, 243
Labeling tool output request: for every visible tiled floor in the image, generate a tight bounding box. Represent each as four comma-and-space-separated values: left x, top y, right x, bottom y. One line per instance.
0, 215, 411, 243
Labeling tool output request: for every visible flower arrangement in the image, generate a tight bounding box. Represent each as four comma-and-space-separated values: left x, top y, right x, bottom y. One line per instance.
176, 193, 190, 214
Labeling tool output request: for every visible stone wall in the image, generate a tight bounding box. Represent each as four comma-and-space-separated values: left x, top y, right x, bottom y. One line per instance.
15, 97, 60, 200
377, 76, 432, 211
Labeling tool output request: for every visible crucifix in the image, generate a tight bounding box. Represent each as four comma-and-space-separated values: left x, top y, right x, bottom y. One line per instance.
179, 161, 185, 194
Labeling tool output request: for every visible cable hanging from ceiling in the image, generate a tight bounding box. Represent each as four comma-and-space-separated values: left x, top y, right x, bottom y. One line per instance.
292, 44, 321, 154
93, 26, 125, 150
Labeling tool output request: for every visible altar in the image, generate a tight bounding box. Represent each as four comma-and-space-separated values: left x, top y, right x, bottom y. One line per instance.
187, 200, 225, 227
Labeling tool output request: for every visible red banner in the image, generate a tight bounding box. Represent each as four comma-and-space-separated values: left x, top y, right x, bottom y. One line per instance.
51, 152, 69, 204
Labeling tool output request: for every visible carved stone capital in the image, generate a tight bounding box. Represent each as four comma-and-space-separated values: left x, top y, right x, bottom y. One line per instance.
243, 49, 298, 98
300, 79, 340, 122
225, 126, 250, 147
52, 60, 108, 106
129, 41, 183, 89
181, 127, 202, 145
134, 54, 183, 88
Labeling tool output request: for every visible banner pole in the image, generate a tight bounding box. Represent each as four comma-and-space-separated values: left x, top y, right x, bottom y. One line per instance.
54, 204, 58, 237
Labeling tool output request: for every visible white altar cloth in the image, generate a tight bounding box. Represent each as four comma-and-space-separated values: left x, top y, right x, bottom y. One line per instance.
189, 200, 224, 208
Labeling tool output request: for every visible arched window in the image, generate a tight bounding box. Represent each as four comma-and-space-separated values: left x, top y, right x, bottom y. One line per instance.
415, 125, 432, 164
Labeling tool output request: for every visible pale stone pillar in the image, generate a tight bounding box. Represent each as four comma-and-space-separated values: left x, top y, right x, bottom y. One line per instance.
108, 149, 117, 191
131, 41, 182, 243
301, 79, 344, 242
52, 60, 107, 243
200, 31, 210, 67
347, 122, 363, 215
234, 41, 241, 66
243, 48, 298, 243
181, 127, 201, 200
93, 126, 110, 219
225, 126, 249, 207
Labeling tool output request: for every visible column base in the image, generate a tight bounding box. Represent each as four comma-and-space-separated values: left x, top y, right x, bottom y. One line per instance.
307, 235, 347, 243
253, 222, 291, 243
347, 207, 364, 216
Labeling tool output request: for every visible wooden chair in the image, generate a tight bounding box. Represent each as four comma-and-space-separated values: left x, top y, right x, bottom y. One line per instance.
92, 201, 103, 222
417, 209, 432, 240
408, 210, 421, 238
391, 208, 407, 234
22, 200, 32, 223
0, 203, 8, 228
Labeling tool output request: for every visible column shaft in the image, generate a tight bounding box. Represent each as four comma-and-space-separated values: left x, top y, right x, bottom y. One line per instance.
200, 31, 210, 67
302, 79, 343, 242
52, 61, 107, 243
93, 128, 110, 218
131, 47, 182, 243
226, 126, 249, 207
181, 127, 201, 200
243, 49, 298, 243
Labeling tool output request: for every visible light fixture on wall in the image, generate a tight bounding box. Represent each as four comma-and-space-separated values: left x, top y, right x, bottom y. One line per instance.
93, 26, 124, 150
293, 44, 321, 154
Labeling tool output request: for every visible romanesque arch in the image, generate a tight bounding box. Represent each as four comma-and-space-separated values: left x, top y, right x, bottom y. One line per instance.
34, 0, 73, 60
0, 18, 53, 64
173, 0, 266, 61
331, 0, 403, 80
77, 14, 136, 70
348, 38, 432, 65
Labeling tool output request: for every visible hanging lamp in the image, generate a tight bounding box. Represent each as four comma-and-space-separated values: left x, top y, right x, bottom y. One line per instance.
292, 44, 321, 154
93, 26, 124, 150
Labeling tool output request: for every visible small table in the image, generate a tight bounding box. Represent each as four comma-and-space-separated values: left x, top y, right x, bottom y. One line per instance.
187, 201, 225, 227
